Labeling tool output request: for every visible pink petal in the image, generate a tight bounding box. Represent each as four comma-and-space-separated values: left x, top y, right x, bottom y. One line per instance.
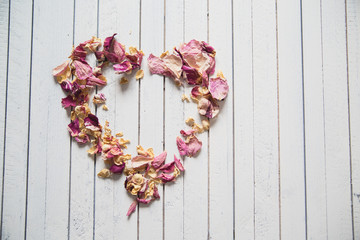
157, 161, 175, 173
86, 75, 106, 86
174, 155, 184, 171
186, 136, 202, 157
73, 60, 93, 80
176, 136, 188, 157
198, 97, 219, 118
126, 201, 137, 216
180, 129, 196, 137
67, 118, 80, 137
113, 61, 132, 73
156, 173, 176, 183
182, 65, 202, 85
209, 75, 229, 101
137, 198, 152, 204
152, 151, 167, 169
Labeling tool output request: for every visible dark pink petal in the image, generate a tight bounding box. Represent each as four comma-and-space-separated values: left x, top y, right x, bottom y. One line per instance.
182, 65, 202, 85
103, 34, 126, 63
72, 45, 87, 61
191, 86, 202, 99
152, 151, 167, 169
209, 75, 229, 101
174, 155, 184, 171
157, 161, 175, 173
153, 185, 160, 199
73, 60, 93, 80
110, 163, 125, 174
126, 201, 137, 216
176, 136, 188, 157
201, 41, 216, 55
60, 80, 73, 92
61, 95, 77, 108
84, 114, 101, 131
95, 51, 105, 61
67, 118, 80, 137
113, 61, 132, 73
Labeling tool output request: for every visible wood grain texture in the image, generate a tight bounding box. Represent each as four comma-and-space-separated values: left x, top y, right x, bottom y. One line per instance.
138, 0, 164, 239
302, 0, 328, 238
183, 0, 209, 239
322, 0, 353, 239
1, 0, 32, 238
25, 0, 74, 239
277, 0, 306, 239
69, 0, 97, 239
0, 0, 9, 230
208, 0, 234, 239
346, 0, 360, 238
94, 0, 139, 239
252, 0, 280, 239
163, 0, 184, 239
233, 0, 255, 238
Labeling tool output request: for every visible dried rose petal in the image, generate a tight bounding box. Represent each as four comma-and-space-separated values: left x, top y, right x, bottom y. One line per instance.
61, 95, 77, 108
180, 129, 197, 137
157, 161, 175, 173
152, 151, 167, 169
126, 201, 137, 216
103, 34, 126, 63
174, 155, 184, 171
67, 118, 80, 137
209, 71, 229, 101
176, 137, 188, 157
185, 135, 202, 157
197, 97, 219, 118
148, 51, 183, 84
110, 162, 125, 174
114, 61, 132, 73
73, 60, 93, 80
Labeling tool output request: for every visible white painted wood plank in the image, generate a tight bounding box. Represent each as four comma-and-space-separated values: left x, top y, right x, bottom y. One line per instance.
277, 0, 306, 239
0, 0, 9, 229
252, 0, 280, 238
183, 0, 209, 239
163, 0, 184, 239
208, 0, 234, 239
95, 0, 139, 239
302, 0, 327, 239
302, 0, 328, 238
322, 0, 353, 239
233, 0, 254, 238
25, 0, 74, 239
138, 1, 164, 239
69, 0, 97, 239
346, 0, 360, 238
1, 0, 32, 238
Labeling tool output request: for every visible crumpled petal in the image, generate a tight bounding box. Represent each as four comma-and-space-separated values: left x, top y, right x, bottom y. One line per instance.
103, 34, 126, 63
126, 201, 137, 217
182, 65, 202, 85
148, 51, 183, 84
61, 95, 77, 108
93, 93, 106, 104
197, 97, 219, 118
156, 173, 176, 183
126, 46, 144, 69
131, 155, 154, 170
157, 161, 175, 173
67, 118, 80, 137
52, 60, 71, 83
176, 135, 202, 157
209, 71, 229, 101
84, 114, 101, 131
152, 151, 167, 169
180, 129, 197, 137
113, 61, 132, 73
87, 75, 107, 86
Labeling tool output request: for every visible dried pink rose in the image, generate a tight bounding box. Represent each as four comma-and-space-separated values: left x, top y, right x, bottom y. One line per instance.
209, 71, 229, 101
103, 34, 126, 63
61, 95, 77, 108
176, 135, 202, 157
73, 60, 93, 80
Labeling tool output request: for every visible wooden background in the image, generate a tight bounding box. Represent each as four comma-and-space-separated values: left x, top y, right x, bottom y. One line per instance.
0, 0, 359, 239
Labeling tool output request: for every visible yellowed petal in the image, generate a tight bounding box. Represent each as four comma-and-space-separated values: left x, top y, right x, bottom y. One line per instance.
97, 168, 111, 178
181, 94, 190, 102
102, 105, 108, 111
135, 69, 144, 80
202, 119, 210, 131
185, 117, 195, 127
116, 132, 123, 137
120, 77, 129, 84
